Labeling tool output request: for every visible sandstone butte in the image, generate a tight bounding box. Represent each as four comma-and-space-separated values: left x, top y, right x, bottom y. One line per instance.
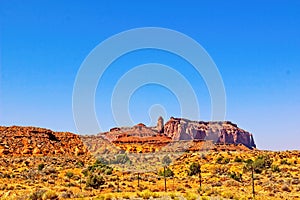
0, 117, 256, 156
86, 117, 256, 154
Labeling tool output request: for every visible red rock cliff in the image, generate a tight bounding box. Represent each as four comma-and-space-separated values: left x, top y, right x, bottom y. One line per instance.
163, 117, 256, 149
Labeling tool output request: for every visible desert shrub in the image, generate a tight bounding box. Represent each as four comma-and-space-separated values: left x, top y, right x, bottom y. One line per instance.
176, 186, 185, 192
280, 159, 290, 165
87, 161, 113, 175
44, 167, 57, 175
104, 194, 113, 200
159, 167, 174, 177
271, 165, 280, 172
137, 190, 160, 199
213, 165, 229, 175
244, 155, 272, 173
96, 157, 109, 165
86, 174, 105, 189
201, 196, 210, 200
216, 156, 223, 164
228, 171, 242, 182
76, 160, 84, 167
121, 193, 130, 199
104, 168, 113, 175
188, 162, 201, 176
162, 155, 172, 166
184, 193, 198, 200
245, 159, 253, 164
65, 171, 74, 179
257, 155, 272, 168
81, 169, 89, 177
224, 157, 230, 164
169, 192, 177, 199
222, 191, 235, 199
234, 157, 243, 162
42, 190, 58, 200
216, 155, 230, 164
38, 163, 45, 171
282, 184, 291, 192
110, 154, 131, 165
29, 189, 47, 200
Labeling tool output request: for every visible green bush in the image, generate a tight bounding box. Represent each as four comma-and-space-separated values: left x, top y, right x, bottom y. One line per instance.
188, 162, 201, 176
76, 160, 84, 167
110, 154, 131, 165
228, 172, 242, 182
216, 156, 223, 164
159, 167, 174, 177
87, 161, 113, 174
271, 165, 280, 172
224, 158, 230, 164
81, 169, 89, 177
104, 168, 113, 175
86, 174, 105, 189
96, 157, 109, 165
244, 155, 273, 173
280, 159, 290, 165
38, 163, 45, 171
65, 171, 74, 179
137, 190, 160, 199
234, 157, 243, 162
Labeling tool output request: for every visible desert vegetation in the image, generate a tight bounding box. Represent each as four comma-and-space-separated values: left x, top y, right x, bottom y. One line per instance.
0, 150, 299, 199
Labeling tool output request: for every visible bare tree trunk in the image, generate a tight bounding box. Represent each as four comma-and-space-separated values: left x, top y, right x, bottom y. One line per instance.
164, 166, 167, 192
252, 166, 255, 199
138, 173, 140, 188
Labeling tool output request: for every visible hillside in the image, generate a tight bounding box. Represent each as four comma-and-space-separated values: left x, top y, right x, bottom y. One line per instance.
0, 126, 89, 157
2, 120, 298, 199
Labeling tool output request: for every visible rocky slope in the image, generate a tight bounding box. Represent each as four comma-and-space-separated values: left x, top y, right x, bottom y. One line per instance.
98, 123, 172, 153
164, 117, 256, 149
0, 126, 88, 156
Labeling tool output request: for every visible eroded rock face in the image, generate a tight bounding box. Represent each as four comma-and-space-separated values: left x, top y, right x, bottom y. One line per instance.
99, 123, 172, 153
157, 116, 164, 133
0, 126, 88, 156
164, 117, 256, 149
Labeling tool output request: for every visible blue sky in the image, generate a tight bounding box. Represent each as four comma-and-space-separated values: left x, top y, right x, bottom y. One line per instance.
0, 0, 299, 150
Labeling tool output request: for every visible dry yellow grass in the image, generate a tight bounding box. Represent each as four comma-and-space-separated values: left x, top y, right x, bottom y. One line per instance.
0, 150, 299, 199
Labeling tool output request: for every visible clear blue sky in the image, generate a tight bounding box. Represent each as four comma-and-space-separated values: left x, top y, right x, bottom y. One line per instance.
0, 0, 299, 150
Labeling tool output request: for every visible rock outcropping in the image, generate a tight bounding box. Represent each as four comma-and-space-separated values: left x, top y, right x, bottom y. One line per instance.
0, 126, 88, 156
100, 123, 172, 153
164, 117, 256, 149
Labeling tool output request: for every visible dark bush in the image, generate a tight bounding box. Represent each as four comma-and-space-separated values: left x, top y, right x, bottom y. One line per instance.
234, 157, 243, 162
228, 172, 242, 182
110, 154, 131, 165
244, 155, 273, 173
224, 158, 230, 164
86, 174, 105, 189
81, 169, 89, 177
96, 157, 109, 165
29, 189, 46, 200
159, 167, 174, 177
38, 163, 45, 171
280, 159, 290, 165
188, 162, 201, 176
65, 171, 74, 179
216, 156, 223, 164
271, 165, 280, 172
